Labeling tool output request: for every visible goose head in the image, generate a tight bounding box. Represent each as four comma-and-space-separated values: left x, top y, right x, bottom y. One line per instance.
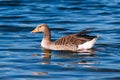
31, 24, 49, 33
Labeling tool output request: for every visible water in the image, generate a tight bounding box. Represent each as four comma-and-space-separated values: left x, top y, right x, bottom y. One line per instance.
0, 0, 120, 80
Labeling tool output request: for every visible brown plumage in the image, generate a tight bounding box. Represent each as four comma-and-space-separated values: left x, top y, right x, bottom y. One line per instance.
54, 34, 96, 45
31, 24, 99, 52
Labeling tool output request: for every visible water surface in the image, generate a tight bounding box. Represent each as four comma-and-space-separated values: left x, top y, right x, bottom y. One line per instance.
0, 0, 120, 80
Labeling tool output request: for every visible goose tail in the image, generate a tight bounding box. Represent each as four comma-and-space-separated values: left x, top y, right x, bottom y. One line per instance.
78, 35, 100, 50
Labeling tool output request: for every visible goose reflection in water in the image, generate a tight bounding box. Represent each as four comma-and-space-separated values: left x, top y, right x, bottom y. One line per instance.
33, 48, 99, 66
52, 49, 99, 68
32, 49, 99, 76
41, 48, 51, 64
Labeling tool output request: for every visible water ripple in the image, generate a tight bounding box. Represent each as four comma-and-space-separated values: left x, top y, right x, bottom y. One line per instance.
0, 0, 120, 80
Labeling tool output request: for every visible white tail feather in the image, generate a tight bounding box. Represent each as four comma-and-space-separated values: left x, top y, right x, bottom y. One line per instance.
78, 36, 99, 49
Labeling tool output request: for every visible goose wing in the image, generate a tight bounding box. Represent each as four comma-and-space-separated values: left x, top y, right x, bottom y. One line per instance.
54, 29, 97, 45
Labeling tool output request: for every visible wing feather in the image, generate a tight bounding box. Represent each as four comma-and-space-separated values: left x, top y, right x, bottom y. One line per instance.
54, 29, 97, 46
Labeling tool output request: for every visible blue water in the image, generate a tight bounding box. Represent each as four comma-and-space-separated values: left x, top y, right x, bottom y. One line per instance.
0, 0, 120, 80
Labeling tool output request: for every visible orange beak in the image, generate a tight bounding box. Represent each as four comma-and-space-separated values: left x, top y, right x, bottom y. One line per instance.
31, 28, 38, 33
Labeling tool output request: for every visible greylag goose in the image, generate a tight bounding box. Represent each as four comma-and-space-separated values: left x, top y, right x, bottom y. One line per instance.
32, 24, 99, 52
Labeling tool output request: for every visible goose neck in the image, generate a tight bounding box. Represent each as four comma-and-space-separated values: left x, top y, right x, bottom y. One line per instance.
43, 29, 51, 41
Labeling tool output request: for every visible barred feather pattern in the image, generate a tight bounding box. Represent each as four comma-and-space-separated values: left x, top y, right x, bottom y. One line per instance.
53, 34, 97, 51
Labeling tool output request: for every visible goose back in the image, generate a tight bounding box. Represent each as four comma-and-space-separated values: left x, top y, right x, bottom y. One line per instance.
54, 34, 96, 46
